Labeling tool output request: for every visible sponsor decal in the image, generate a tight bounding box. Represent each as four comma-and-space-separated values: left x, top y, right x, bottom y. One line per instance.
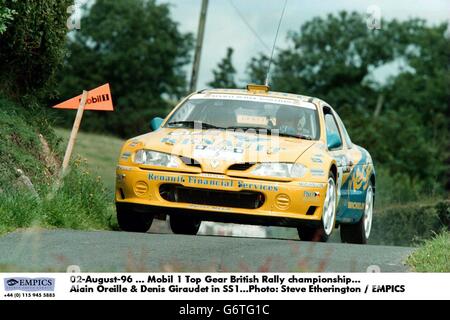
236, 115, 268, 125
304, 191, 320, 198
188, 176, 234, 188
128, 140, 142, 147
350, 165, 372, 191
310, 169, 325, 177
4, 277, 55, 292
238, 181, 279, 192
348, 201, 365, 210
148, 173, 279, 192
298, 182, 325, 188
121, 152, 132, 160
148, 173, 185, 183
161, 137, 176, 145
189, 93, 316, 110
148, 172, 279, 192
193, 145, 244, 162
200, 173, 226, 179
117, 165, 133, 171
167, 129, 191, 136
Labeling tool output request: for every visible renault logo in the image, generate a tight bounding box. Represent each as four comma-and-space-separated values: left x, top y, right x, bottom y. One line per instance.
210, 159, 220, 168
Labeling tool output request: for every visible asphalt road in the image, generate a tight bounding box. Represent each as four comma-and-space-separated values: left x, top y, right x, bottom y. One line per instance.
0, 228, 414, 272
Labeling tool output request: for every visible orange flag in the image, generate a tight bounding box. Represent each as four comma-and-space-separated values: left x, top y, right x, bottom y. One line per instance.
52, 83, 114, 111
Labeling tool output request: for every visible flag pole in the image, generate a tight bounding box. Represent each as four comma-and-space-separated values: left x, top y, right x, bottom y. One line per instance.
61, 90, 88, 174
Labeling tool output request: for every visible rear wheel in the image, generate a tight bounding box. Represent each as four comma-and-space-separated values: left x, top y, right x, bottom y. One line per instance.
297, 172, 337, 242
170, 215, 201, 235
116, 204, 154, 233
340, 182, 374, 244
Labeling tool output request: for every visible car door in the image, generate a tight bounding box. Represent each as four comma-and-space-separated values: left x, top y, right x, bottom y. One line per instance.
332, 109, 368, 222
323, 107, 346, 207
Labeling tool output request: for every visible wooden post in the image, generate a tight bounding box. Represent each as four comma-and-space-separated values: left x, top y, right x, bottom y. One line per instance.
62, 90, 88, 174
189, 0, 209, 92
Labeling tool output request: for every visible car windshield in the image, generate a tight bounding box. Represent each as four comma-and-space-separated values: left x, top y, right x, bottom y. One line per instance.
165, 94, 320, 140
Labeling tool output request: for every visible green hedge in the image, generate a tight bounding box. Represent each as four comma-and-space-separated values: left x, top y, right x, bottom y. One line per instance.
0, 0, 72, 98
370, 200, 450, 246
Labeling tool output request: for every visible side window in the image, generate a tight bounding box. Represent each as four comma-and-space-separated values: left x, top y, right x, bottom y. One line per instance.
324, 111, 343, 150
335, 112, 353, 148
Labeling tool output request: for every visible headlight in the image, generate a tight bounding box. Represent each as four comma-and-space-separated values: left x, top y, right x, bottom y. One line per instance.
134, 150, 181, 168
251, 163, 308, 178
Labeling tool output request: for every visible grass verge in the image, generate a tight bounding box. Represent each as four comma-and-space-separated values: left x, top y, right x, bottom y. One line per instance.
0, 159, 115, 235
55, 128, 123, 192
0, 97, 115, 235
407, 232, 450, 272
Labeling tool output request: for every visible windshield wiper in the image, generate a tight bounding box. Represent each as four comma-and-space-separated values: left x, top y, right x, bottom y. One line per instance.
167, 121, 224, 130
278, 132, 313, 140
226, 126, 313, 140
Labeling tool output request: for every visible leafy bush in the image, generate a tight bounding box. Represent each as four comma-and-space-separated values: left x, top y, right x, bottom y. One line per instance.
0, 0, 15, 34
0, 97, 61, 190
0, 0, 72, 98
370, 200, 450, 246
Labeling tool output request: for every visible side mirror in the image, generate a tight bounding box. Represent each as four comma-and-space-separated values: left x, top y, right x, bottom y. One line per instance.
150, 117, 164, 131
327, 132, 342, 150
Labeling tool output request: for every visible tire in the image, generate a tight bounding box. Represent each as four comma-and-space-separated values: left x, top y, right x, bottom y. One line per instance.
340, 181, 374, 244
116, 204, 154, 233
170, 215, 201, 235
297, 171, 337, 242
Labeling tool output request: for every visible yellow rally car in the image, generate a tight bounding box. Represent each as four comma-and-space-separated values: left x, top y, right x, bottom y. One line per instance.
116, 85, 375, 244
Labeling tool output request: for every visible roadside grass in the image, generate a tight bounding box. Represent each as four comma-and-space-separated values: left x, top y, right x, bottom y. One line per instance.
0, 98, 116, 235
55, 128, 124, 193
407, 232, 450, 272
0, 160, 115, 236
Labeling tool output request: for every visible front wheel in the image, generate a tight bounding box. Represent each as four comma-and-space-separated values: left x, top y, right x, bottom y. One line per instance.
116, 204, 154, 233
340, 182, 374, 244
169, 215, 201, 235
297, 172, 337, 242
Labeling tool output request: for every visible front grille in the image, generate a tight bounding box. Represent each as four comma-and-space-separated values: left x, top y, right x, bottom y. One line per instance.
159, 184, 265, 209
227, 163, 255, 171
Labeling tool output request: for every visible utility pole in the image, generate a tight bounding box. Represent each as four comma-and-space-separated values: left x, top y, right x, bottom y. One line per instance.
190, 0, 209, 92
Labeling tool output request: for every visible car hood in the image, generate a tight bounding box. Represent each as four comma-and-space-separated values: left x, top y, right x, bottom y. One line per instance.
131, 128, 316, 173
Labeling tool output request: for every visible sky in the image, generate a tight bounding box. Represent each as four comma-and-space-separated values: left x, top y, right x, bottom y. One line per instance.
164, 0, 449, 88
76, 0, 450, 89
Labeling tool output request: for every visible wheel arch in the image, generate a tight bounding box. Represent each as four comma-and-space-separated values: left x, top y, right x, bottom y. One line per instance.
329, 162, 338, 181
370, 171, 376, 196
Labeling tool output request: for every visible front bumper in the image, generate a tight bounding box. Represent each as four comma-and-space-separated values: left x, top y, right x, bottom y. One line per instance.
115, 167, 327, 224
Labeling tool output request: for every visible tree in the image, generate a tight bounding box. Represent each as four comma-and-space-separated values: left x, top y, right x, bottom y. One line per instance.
247, 12, 450, 191
56, 0, 193, 137
0, 0, 15, 34
208, 47, 237, 88
0, 0, 72, 99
